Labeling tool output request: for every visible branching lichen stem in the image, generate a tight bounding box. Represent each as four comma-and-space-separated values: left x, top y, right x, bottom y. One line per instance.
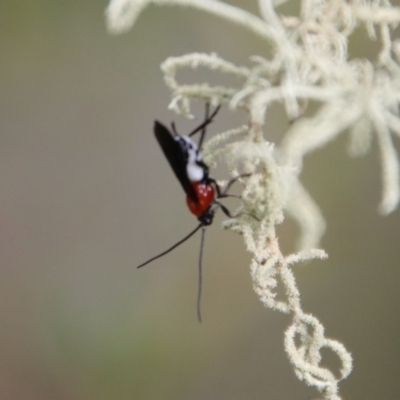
106, 1, 400, 398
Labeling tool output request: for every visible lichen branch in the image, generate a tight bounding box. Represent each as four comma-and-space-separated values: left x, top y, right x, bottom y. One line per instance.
106, 0, 400, 398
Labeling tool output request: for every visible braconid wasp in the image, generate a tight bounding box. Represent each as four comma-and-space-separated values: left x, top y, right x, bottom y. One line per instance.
137, 104, 251, 322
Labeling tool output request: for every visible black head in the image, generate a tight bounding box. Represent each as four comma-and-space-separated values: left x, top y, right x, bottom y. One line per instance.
198, 210, 214, 226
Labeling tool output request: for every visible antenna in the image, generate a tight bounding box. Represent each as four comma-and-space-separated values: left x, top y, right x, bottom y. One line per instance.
197, 226, 206, 323
137, 224, 203, 269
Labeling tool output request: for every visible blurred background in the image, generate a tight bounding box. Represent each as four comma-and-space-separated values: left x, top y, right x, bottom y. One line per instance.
0, 1, 399, 399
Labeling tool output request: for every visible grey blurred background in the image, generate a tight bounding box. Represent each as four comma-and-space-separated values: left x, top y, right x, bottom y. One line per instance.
0, 1, 399, 399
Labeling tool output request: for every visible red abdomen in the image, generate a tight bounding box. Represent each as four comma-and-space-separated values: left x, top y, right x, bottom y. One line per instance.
186, 182, 215, 217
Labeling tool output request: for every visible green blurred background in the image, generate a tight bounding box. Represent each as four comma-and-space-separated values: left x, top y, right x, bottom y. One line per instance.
0, 1, 399, 399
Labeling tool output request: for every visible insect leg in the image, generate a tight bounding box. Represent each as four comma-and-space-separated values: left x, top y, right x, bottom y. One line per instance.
197, 102, 210, 150
213, 200, 259, 222
188, 104, 221, 141
213, 200, 234, 218
208, 173, 251, 199
220, 173, 252, 197
171, 121, 178, 136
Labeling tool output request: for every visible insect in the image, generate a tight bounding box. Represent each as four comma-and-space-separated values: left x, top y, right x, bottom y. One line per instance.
137, 104, 249, 322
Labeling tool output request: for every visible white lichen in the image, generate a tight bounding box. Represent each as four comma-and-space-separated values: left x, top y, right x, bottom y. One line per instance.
105, 1, 400, 399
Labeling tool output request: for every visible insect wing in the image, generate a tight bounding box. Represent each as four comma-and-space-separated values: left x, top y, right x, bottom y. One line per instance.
154, 121, 198, 201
